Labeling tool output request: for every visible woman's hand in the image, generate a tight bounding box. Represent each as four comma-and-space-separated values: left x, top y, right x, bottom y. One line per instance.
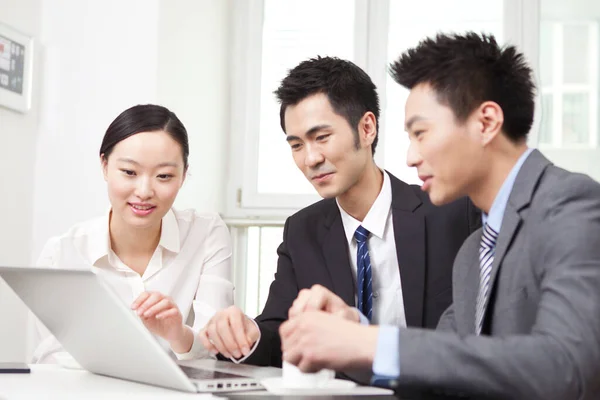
131, 291, 193, 353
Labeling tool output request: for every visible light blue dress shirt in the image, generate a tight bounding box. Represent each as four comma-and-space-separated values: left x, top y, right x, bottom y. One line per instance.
370, 148, 534, 383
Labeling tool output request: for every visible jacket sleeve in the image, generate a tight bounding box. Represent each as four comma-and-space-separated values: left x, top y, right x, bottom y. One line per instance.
391, 178, 600, 399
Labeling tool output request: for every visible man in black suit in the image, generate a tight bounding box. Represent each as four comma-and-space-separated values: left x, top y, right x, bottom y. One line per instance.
198, 56, 480, 367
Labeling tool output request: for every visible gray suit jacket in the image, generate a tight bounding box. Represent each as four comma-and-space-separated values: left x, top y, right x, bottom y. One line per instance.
392, 150, 600, 399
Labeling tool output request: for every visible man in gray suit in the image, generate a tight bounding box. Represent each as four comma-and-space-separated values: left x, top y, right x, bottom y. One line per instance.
278, 32, 600, 399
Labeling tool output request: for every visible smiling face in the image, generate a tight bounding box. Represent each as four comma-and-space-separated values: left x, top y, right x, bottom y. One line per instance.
405, 83, 488, 206
283, 93, 376, 199
101, 130, 186, 230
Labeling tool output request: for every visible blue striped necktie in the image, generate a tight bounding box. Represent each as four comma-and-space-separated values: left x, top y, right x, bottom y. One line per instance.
354, 225, 373, 321
475, 223, 499, 334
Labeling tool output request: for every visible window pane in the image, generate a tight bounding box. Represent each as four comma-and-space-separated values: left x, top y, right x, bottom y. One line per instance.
563, 24, 589, 84
539, 22, 554, 87
383, 0, 503, 184
257, 0, 355, 195
539, 93, 554, 145
243, 226, 283, 318
562, 93, 589, 145
244, 227, 261, 317
257, 227, 282, 312
539, 0, 599, 182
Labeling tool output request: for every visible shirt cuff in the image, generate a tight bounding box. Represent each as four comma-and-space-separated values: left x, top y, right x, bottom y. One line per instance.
371, 325, 400, 384
356, 308, 369, 325
174, 327, 209, 361
229, 318, 261, 364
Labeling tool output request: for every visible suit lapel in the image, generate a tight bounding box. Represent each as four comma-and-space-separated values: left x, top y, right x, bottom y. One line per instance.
487, 207, 520, 291
388, 172, 426, 327
393, 210, 426, 327
320, 202, 356, 306
449, 231, 482, 335
481, 150, 552, 327
481, 207, 521, 327
318, 172, 430, 318
464, 249, 482, 334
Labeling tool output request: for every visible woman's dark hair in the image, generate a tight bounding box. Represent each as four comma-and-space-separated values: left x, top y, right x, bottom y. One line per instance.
99, 104, 190, 169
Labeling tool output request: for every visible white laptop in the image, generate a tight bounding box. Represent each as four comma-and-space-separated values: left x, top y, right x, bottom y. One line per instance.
0, 266, 262, 393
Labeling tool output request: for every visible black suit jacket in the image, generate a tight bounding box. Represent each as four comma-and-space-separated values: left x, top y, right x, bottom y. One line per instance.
246, 171, 481, 367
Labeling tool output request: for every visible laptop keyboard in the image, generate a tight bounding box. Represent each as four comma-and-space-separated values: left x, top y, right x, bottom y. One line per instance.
179, 365, 248, 380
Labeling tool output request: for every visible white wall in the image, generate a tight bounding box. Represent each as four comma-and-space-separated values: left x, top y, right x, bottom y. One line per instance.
30, 0, 231, 261
0, 0, 230, 362
31, 0, 160, 264
0, 0, 42, 362
158, 0, 230, 214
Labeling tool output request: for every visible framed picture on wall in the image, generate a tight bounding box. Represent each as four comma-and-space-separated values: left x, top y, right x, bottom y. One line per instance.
0, 22, 33, 113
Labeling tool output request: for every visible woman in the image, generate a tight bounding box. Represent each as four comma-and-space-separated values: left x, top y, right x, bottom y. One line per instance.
33, 104, 233, 363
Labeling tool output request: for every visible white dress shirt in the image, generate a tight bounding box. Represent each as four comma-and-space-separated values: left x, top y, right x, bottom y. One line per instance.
337, 170, 407, 327
32, 208, 234, 363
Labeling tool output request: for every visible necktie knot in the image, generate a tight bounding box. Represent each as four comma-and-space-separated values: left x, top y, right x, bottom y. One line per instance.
480, 223, 499, 250
354, 225, 370, 244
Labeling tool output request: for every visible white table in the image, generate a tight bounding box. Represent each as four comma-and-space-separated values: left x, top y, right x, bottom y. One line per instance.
0, 360, 279, 400
0, 361, 392, 399
0, 364, 217, 400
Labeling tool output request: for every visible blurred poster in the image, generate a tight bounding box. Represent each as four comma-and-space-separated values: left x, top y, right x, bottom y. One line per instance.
0, 34, 25, 95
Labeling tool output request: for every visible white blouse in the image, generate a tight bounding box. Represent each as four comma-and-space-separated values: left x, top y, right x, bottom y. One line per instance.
32, 208, 234, 363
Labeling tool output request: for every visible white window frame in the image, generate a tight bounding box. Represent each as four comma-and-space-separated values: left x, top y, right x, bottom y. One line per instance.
227, 220, 286, 317
503, 0, 542, 148
226, 0, 539, 220
226, 0, 542, 313
226, 0, 370, 218
539, 20, 599, 149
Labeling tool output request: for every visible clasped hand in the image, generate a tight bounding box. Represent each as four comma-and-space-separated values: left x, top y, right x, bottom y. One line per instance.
280, 284, 379, 373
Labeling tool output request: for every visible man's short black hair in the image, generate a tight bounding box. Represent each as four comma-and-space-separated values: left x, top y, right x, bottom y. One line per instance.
390, 32, 535, 142
274, 56, 380, 155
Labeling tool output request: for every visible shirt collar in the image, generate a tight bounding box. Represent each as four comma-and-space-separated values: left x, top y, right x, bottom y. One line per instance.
159, 208, 180, 253
141, 209, 179, 280
483, 147, 534, 232
86, 209, 112, 266
88, 208, 180, 267
337, 169, 392, 242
